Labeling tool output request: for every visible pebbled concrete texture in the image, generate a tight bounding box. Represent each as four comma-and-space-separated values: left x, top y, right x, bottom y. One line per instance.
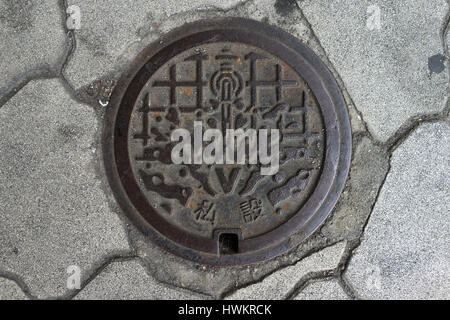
75, 259, 205, 300
299, 0, 448, 142
0, 278, 28, 300
345, 122, 450, 300
226, 242, 346, 300
0, 79, 130, 299
64, 0, 312, 94
294, 279, 349, 300
0, 0, 67, 100
63, 0, 247, 90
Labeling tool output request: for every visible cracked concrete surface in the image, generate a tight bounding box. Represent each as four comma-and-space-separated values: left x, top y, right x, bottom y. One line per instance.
299, 0, 448, 142
0, 0, 69, 105
63, 0, 248, 90
345, 122, 450, 300
0, 0, 448, 300
74, 259, 206, 300
226, 242, 346, 300
0, 78, 130, 299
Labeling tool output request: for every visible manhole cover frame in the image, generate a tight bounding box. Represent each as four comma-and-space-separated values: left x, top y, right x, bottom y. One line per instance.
103, 18, 351, 266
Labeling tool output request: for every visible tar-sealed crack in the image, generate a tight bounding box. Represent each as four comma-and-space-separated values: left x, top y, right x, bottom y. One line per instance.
0, 271, 36, 300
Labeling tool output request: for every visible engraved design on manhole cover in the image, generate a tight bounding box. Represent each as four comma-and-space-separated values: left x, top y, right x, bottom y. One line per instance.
104, 18, 351, 265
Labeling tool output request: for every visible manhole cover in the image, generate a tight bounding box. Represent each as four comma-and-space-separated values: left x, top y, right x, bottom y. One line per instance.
104, 18, 351, 265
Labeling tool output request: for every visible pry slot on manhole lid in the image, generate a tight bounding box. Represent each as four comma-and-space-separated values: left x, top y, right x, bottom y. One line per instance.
103, 18, 351, 266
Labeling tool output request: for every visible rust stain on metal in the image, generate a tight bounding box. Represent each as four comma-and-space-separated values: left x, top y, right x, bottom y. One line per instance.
103, 18, 352, 265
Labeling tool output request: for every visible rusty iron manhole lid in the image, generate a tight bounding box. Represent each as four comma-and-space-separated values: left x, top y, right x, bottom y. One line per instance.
104, 18, 351, 265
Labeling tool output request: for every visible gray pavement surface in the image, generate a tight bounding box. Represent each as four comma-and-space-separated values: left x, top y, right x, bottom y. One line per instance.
301, 0, 448, 142
0, 0, 448, 300
74, 259, 205, 300
0, 0, 68, 105
0, 277, 28, 300
346, 122, 450, 299
226, 242, 346, 300
294, 279, 349, 300
0, 78, 130, 299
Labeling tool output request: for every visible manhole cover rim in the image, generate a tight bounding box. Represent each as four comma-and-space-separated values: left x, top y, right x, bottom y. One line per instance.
103, 17, 351, 266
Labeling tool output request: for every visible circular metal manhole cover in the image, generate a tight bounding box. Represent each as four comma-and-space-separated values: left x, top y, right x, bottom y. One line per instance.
104, 18, 351, 265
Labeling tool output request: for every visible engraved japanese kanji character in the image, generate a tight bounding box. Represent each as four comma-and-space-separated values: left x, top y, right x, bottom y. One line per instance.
240, 198, 263, 223
194, 200, 216, 224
